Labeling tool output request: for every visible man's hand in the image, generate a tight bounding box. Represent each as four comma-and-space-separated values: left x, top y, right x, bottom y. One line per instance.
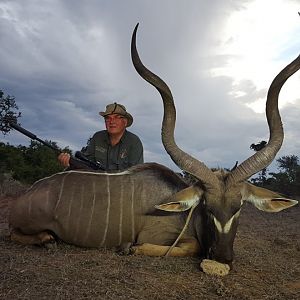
58, 153, 70, 167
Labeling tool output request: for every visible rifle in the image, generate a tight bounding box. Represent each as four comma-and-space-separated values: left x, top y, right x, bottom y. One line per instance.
9, 122, 105, 171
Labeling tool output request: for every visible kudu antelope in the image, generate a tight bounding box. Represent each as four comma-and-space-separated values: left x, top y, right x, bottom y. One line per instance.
10, 24, 299, 271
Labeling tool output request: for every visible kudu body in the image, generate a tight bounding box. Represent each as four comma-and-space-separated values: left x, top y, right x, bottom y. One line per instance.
10, 25, 299, 269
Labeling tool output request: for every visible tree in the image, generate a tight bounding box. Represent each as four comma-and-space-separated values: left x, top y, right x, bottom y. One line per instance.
249, 139, 300, 197
276, 155, 299, 183
0, 90, 75, 183
0, 141, 71, 184
0, 89, 21, 135
267, 155, 300, 197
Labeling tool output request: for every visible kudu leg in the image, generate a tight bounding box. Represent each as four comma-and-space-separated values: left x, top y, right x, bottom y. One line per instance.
132, 238, 200, 257
10, 229, 55, 245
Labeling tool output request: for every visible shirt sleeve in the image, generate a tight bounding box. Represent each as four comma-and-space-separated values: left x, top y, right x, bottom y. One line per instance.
81, 135, 96, 162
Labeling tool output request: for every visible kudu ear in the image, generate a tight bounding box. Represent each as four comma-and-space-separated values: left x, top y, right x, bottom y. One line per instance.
242, 183, 298, 212
155, 185, 203, 212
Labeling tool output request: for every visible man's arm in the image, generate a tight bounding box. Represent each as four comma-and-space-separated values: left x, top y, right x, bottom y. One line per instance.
81, 135, 96, 162
128, 137, 144, 166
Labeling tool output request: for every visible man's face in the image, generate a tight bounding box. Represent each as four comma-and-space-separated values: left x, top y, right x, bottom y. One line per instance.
104, 114, 128, 135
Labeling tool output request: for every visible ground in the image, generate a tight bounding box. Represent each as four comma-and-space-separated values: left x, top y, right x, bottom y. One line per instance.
0, 195, 299, 300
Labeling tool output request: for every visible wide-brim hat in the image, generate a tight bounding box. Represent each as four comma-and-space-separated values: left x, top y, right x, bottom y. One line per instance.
99, 102, 133, 127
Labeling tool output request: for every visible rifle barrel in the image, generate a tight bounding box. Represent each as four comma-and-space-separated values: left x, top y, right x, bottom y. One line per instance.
9, 122, 104, 170
10, 123, 59, 152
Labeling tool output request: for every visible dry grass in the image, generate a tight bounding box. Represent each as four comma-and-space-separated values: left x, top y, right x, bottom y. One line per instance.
1, 196, 299, 300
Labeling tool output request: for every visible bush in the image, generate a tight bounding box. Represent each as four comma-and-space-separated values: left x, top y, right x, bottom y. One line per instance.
0, 173, 28, 196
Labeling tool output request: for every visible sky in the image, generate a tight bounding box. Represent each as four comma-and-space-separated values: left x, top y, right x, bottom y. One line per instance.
1, 0, 300, 175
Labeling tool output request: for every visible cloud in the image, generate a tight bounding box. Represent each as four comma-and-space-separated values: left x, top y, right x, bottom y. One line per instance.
1, 0, 299, 174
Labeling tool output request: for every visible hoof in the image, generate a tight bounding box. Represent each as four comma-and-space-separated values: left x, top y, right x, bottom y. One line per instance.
115, 242, 135, 255
44, 241, 57, 250
38, 232, 55, 244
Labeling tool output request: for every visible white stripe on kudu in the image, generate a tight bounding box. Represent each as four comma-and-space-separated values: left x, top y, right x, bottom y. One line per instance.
100, 175, 111, 246
213, 210, 241, 234
65, 187, 75, 232
84, 181, 96, 244
64, 170, 130, 176
55, 173, 70, 211
213, 217, 222, 233
118, 179, 124, 245
224, 210, 241, 234
130, 178, 135, 241
27, 189, 34, 217
74, 185, 85, 242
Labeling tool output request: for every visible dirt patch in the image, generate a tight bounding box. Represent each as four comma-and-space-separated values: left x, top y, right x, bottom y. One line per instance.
1, 196, 299, 299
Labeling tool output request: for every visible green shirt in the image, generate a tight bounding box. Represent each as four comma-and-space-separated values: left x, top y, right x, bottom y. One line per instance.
82, 130, 144, 171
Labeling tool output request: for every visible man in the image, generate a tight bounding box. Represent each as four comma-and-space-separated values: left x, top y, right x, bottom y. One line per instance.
58, 102, 143, 171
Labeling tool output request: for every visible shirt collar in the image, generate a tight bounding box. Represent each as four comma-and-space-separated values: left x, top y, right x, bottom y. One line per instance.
105, 130, 127, 145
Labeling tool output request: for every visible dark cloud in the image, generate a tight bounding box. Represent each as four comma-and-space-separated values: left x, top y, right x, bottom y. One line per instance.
1, 0, 299, 172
